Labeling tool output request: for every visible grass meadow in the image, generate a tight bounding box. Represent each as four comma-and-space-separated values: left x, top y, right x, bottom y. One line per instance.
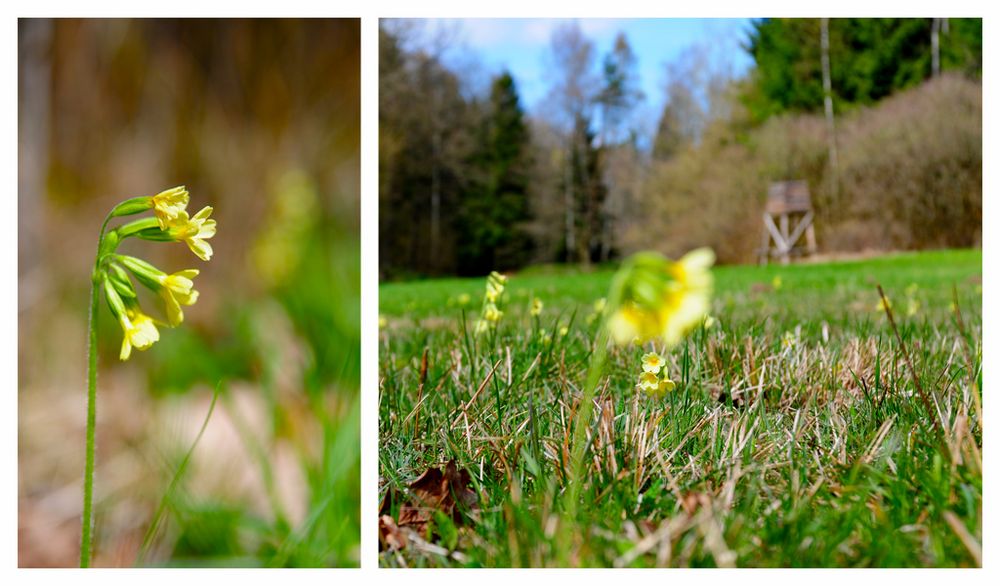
378, 249, 982, 567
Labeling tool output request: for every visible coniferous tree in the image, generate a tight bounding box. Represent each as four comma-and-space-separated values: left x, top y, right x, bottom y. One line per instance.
457, 72, 534, 274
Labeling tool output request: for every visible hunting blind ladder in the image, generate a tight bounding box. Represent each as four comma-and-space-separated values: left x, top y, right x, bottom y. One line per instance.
759, 180, 817, 265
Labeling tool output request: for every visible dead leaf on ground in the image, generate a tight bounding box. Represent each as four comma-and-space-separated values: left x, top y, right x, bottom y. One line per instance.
378, 459, 478, 551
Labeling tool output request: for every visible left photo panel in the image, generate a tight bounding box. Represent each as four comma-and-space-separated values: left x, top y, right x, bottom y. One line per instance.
18, 19, 360, 567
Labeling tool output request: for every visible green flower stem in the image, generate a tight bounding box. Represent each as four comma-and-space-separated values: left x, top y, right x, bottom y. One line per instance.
81, 212, 114, 568
559, 266, 628, 564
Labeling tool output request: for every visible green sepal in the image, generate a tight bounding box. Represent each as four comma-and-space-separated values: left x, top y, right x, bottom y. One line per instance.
98, 229, 121, 257
118, 255, 165, 291
110, 197, 153, 218
115, 217, 162, 239
133, 227, 176, 242
102, 276, 128, 322
107, 264, 138, 299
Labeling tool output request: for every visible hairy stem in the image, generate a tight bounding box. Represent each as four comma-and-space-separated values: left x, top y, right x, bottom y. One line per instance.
81, 213, 112, 568
80, 267, 99, 567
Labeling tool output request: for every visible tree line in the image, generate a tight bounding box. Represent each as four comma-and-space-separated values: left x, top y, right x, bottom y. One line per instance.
379, 18, 981, 279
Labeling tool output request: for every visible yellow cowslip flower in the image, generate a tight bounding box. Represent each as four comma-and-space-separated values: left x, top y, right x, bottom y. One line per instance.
875, 298, 891, 313
530, 297, 543, 317
118, 306, 160, 361
379, 315, 388, 328
657, 377, 676, 397
641, 352, 664, 374
151, 186, 189, 229
457, 293, 471, 306
474, 319, 490, 335
558, 326, 569, 337
607, 248, 714, 347
637, 371, 659, 394
539, 328, 552, 345
906, 298, 920, 317
156, 269, 200, 326
484, 303, 503, 323
165, 206, 217, 261
772, 275, 782, 290
703, 315, 716, 329
485, 282, 503, 303
489, 271, 508, 285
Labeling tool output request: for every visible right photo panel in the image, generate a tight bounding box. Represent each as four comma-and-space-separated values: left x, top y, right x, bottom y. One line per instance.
377, 18, 982, 568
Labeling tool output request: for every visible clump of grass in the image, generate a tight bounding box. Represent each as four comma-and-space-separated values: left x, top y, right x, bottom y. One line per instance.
378, 249, 981, 567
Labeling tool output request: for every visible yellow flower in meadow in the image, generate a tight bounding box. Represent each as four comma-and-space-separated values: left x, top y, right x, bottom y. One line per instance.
559, 326, 569, 337
150, 186, 189, 229
781, 331, 798, 348
530, 297, 544, 317
875, 298, 891, 313
593, 298, 607, 314
607, 248, 715, 347
485, 285, 501, 303
637, 371, 659, 394
905, 283, 919, 297
906, 298, 920, 317
457, 293, 471, 306
118, 306, 160, 361
703, 315, 716, 329
165, 206, 217, 261
154, 269, 200, 326
641, 351, 664, 374
657, 376, 676, 396
379, 315, 388, 328
772, 275, 782, 290
490, 271, 508, 285
474, 319, 490, 335
484, 303, 503, 323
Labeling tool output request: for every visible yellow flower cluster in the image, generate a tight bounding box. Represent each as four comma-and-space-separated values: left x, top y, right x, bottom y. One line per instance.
606, 248, 715, 348
905, 283, 920, 317
102, 186, 217, 360
586, 297, 607, 325
636, 351, 675, 397
475, 271, 507, 334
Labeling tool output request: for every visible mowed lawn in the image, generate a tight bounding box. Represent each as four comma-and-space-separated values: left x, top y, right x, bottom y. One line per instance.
378, 249, 982, 567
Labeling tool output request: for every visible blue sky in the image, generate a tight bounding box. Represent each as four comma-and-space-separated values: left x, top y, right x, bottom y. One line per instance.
421, 18, 757, 115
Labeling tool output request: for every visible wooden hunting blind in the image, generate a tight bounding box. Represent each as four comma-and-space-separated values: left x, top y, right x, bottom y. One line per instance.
759, 180, 817, 264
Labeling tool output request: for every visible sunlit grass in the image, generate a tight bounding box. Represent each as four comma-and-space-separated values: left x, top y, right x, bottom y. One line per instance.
378, 248, 981, 567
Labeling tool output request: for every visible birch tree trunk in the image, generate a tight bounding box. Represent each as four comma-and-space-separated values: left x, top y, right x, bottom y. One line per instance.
820, 18, 840, 209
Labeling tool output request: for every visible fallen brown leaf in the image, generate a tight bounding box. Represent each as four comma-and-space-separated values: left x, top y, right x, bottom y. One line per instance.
379, 459, 478, 551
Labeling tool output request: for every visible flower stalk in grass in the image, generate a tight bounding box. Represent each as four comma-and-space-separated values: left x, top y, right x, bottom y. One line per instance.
562, 248, 714, 558
80, 186, 216, 567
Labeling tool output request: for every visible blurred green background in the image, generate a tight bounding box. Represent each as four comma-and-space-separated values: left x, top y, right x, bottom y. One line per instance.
18, 19, 360, 567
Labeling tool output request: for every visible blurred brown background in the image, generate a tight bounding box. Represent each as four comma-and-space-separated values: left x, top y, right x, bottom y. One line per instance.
19, 19, 360, 567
